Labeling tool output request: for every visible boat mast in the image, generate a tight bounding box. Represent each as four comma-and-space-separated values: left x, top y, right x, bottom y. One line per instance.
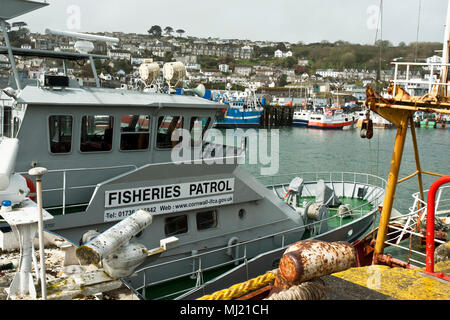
439, 0, 450, 96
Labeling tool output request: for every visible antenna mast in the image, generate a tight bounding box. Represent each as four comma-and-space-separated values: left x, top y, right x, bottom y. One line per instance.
439, 0, 450, 96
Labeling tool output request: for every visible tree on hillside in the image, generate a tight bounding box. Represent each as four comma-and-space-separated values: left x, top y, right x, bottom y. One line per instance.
277, 74, 288, 87
375, 40, 392, 48
164, 26, 174, 36
148, 25, 162, 38
276, 42, 287, 51
176, 29, 185, 38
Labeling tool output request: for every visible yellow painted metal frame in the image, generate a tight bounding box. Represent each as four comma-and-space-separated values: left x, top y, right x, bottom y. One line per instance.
365, 85, 450, 256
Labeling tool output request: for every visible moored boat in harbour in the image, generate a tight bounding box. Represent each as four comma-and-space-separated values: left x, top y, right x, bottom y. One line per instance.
307, 107, 355, 130
213, 87, 264, 129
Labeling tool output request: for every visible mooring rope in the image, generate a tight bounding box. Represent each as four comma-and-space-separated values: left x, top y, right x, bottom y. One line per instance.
197, 269, 328, 300
196, 270, 277, 300
264, 278, 327, 300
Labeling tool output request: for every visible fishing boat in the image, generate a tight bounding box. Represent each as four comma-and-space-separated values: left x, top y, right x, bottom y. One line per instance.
292, 109, 311, 127
307, 107, 355, 130
0, 0, 387, 300
213, 87, 264, 129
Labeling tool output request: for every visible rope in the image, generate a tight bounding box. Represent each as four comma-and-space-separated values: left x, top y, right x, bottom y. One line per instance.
196, 270, 277, 300
264, 278, 327, 300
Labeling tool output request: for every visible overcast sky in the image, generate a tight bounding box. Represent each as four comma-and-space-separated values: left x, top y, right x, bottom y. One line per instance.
12, 0, 449, 45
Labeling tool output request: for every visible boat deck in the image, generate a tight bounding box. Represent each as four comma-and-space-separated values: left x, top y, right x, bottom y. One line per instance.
330, 260, 450, 300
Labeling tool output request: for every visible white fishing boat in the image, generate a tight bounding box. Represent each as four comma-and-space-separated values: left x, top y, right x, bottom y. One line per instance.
292, 109, 311, 127
307, 107, 355, 130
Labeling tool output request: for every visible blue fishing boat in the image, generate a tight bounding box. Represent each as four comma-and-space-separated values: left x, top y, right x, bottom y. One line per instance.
214, 88, 264, 128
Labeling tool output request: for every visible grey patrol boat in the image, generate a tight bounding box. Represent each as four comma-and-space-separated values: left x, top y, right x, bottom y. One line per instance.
0, 0, 385, 299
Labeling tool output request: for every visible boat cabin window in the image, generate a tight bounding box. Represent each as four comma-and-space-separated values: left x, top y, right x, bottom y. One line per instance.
80, 115, 114, 152
49, 115, 73, 153
156, 116, 184, 149
164, 215, 188, 236
196, 210, 217, 230
190, 117, 211, 144
120, 115, 150, 151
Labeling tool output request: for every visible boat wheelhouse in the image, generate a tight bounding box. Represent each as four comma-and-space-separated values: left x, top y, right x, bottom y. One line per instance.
292, 109, 311, 127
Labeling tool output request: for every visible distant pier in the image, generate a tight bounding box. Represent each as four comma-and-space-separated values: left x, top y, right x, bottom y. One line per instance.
260, 105, 294, 127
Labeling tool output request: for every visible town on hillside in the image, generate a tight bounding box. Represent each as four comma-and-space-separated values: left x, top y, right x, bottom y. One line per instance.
0, 22, 443, 105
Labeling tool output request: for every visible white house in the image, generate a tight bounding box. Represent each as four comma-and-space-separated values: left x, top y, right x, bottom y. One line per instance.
426, 55, 442, 64
234, 65, 252, 77
316, 69, 339, 78
275, 49, 293, 58
274, 49, 283, 58
283, 51, 293, 58
219, 64, 230, 73
423, 55, 443, 71
108, 49, 131, 60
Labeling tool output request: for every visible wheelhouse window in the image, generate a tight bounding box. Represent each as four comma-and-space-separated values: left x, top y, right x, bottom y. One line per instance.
49, 115, 73, 153
190, 117, 211, 145
80, 115, 114, 152
196, 210, 217, 230
156, 116, 184, 149
120, 115, 150, 151
164, 215, 188, 236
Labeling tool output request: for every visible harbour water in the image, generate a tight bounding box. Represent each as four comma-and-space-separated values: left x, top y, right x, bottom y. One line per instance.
239, 126, 450, 214
238, 126, 450, 266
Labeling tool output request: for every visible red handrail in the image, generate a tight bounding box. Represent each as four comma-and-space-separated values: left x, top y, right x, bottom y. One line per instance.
424, 176, 450, 281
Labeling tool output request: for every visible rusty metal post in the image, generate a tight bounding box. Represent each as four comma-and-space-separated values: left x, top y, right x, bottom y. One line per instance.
374, 117, 409, 257
273, 240, 356, 290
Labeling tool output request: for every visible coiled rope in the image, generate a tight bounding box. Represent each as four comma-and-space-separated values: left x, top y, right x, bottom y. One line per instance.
196, 270, 277, 300
264, 278, 327, 300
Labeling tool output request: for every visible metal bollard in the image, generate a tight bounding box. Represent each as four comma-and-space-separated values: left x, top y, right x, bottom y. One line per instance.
274, 240, 356, 290
76, 209, 153, 265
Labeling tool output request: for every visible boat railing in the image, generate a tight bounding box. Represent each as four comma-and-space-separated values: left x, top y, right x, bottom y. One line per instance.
133, 206, 378, 300
384, 185, 450, 267
254, 171, 387, 191
17, 164, 137, 215
131, 171, 385, 299
390, 61, 450, 97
